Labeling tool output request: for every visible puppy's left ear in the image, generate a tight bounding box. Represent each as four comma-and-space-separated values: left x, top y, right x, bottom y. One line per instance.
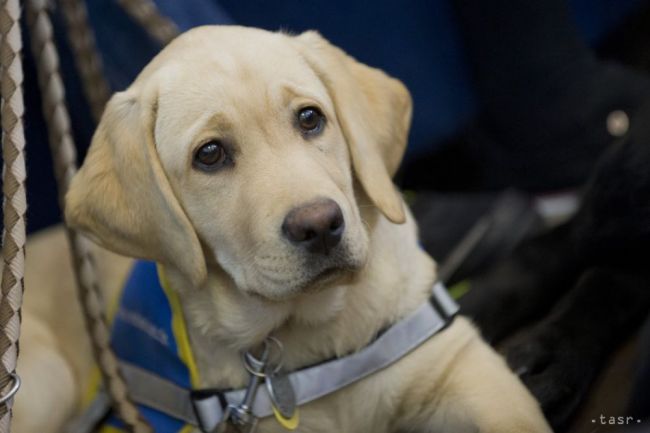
292, 31, 411, 223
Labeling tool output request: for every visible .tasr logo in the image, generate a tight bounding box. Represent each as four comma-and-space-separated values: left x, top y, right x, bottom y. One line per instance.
592, 414, 642, 425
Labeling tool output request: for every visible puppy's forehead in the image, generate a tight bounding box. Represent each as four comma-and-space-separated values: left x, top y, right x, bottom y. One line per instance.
149, 26, 330, 120
154, 26, 318, 90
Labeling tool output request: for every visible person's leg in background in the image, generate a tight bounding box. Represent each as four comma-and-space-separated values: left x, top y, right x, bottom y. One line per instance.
450, 1, 650, 431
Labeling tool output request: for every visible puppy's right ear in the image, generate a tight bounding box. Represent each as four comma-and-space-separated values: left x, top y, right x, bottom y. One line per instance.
292, 31, 411, 224
65, 88, 207, 288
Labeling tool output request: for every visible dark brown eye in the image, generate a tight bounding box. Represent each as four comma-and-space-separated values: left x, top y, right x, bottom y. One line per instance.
297, 107, 325, 134
193, 140, 227, 171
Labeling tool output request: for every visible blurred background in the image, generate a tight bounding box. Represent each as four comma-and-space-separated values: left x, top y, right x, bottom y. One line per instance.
21, 0, 650, 231
11, 0, 650, 432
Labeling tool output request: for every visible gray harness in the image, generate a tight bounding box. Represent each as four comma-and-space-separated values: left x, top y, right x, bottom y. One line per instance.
69, 282, 458, 433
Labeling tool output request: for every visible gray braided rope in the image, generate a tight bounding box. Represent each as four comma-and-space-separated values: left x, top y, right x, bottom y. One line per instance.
26, 1, 152, 431
58, 0, 111, 121
117, 0, 179, 45
0, 0, 27, 430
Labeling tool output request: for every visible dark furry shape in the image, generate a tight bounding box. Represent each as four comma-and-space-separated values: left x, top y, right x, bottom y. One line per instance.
460, 103, 650, 431
459, 223, 581, 343
504, 268, 650, 431
572, 132, 650, 268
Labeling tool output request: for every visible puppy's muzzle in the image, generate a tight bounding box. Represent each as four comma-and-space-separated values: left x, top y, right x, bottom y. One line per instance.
282, 198, 345, 255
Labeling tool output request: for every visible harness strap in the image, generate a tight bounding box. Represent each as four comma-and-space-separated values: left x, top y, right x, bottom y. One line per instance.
430, 281, 459, 320
267, 283, 458, 412
75, 282, 459, 433
122, 363, 199, 425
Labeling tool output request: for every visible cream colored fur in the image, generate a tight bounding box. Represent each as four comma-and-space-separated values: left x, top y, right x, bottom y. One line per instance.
12, 26, 552, 433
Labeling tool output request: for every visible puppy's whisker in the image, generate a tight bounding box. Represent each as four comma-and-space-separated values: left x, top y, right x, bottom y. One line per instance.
241, 241, 267, 263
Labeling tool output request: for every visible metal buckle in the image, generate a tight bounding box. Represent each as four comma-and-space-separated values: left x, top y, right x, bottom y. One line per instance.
216, 337, 284, 433
218, 405, 258, 433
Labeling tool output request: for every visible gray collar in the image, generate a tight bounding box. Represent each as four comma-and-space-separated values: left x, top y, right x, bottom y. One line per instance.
69, 282, 459, 433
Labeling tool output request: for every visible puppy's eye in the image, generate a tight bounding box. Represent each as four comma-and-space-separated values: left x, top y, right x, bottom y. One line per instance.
193, 140, 227, 171
297, 107, 325, 134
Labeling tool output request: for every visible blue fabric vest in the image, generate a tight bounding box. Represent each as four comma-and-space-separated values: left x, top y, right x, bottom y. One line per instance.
98, 260, 198, 433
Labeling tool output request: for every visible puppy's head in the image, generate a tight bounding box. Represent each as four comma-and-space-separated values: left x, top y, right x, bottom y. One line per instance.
66, 26, 411, 300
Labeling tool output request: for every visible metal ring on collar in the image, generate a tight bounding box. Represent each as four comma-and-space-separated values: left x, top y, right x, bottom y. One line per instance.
243, 337, 284, 377
0, 373, 21, 405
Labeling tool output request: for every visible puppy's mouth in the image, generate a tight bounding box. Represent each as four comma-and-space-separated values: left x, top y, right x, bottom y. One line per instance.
303, 265, 347, 291
249, 262, 358, 302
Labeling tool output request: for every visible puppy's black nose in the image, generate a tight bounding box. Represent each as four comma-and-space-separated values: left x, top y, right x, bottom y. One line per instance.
282, 198, 345, 254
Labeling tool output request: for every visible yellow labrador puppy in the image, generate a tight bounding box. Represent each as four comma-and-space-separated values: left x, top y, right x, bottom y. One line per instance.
14, 26, 551, 433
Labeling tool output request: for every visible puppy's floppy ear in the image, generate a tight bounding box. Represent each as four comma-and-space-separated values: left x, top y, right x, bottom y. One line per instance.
65, 87, 207, 287
293, 31, 411, 223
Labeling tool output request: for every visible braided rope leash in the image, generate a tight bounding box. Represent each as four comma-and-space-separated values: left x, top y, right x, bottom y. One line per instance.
25, 1, 152, 431
0, 0, 27, 430
117, 0, 179, 45
58, 0, 111, 121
